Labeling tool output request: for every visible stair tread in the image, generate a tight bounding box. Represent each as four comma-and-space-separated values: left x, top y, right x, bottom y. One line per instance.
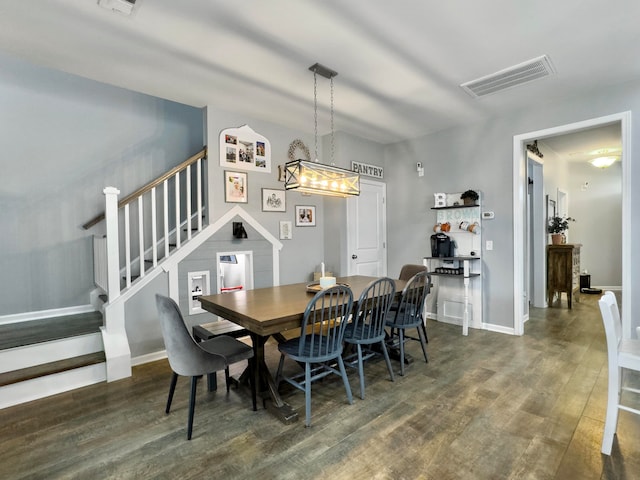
0, 352, 106, 387
0, 311, 103, 351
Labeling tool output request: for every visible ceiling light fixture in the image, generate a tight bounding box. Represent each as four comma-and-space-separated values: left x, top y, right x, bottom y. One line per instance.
284, 63, 360, 197
590, 156, 617, 168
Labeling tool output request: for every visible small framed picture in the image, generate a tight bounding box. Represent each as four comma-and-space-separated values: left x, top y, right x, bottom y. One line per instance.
295, 205, 316, 227
262, 188, 286, 212
279, 220, 292, 240
224, 171, 248, 203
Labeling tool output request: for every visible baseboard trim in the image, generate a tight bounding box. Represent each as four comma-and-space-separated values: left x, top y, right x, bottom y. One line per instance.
482, 323, 516, 336
0, 305, 96, 325
131, 350, 167, 367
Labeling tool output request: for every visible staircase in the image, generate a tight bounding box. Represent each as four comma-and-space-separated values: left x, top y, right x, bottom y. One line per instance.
0, 148, 209, 409
0, 312, 106, 409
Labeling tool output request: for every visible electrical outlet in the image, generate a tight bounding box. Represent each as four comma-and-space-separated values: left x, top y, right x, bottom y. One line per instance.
486, 240, 493, 251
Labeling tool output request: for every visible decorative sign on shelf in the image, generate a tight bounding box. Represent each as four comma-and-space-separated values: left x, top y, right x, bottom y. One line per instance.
219, 124, 271, 173
434, 191, 479, 208
352, 161, 383, 179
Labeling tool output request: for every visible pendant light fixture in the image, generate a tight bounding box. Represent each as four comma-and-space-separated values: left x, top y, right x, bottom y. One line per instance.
284, 63, 360, 197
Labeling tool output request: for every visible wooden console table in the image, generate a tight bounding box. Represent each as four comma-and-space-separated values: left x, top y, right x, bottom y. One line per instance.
547, 244, 581, 308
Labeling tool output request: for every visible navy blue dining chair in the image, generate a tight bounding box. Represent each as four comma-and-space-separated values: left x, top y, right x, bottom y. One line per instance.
385, 270, 430, 376
275, 284, 354, 427
343, 277, 396, 399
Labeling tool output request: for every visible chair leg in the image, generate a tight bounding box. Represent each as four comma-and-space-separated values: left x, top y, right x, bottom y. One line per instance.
337, 355, 353, 406
304, 362, 312, 427
225, 367, 231, 392
207, 372, 217, 392
166, 372, 178, 414
399, 329, 406, 376
187, 376, 199, 440
356, 344, 365, 400
379, 340, 395, 383
602, 365, 621, 454
417, 326, 428, 363
421, 322, 429, 343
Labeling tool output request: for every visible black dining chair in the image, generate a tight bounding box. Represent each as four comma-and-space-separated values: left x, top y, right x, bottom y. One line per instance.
343, 277, 397, 399
385, 270, 431, 376
275, 284, 354, 427
155, 294, 256, 440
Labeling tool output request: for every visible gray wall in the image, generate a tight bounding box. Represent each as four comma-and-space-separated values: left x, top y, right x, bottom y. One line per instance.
205, 109, 330, 285
384, 79, 640, 333
566, 161, 622, 288
0, 52, 204, 315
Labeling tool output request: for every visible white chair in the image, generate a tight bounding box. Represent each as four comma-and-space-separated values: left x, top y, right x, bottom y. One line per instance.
598, 291, 640, 455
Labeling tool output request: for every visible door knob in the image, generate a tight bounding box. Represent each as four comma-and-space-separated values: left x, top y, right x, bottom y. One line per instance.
352, 254, 358, 259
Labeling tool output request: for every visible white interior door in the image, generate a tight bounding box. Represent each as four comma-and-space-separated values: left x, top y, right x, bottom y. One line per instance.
346, 179, 387, 276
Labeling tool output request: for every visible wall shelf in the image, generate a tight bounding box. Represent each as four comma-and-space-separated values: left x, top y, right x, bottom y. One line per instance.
428, 191, 482, 336
431, 204, 479, 210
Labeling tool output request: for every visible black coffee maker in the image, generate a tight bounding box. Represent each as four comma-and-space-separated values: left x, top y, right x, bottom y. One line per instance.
431, 233, 455, 257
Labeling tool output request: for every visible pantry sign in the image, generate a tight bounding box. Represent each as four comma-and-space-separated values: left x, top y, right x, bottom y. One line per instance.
351, 161, 384, 179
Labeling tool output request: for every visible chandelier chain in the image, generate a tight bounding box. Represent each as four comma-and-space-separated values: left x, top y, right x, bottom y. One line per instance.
313, 71, 318, 162
330, 76, 335, 165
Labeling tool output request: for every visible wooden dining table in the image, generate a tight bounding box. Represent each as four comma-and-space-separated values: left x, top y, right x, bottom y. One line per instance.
198, 275, 407, 423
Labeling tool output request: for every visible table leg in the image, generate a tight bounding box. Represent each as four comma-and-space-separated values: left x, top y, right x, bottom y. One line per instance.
251, 333, 298, 424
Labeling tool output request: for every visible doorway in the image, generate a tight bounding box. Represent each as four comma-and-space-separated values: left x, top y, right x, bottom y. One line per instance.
527, 152, 545, 310
512, 112, 631, 336
346, 178, 387, 276
215, 251, 254, 294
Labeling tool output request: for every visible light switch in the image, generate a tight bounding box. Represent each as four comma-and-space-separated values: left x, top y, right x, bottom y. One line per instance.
486, 240, 493, 251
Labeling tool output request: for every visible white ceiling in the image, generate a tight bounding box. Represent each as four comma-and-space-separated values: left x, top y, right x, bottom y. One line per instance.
541, 123, 622, 164
0, 0, 638, 147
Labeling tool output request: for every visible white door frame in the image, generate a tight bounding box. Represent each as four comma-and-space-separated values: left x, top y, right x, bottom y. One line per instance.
527, 152, 545, 309
512, 111, 631, 336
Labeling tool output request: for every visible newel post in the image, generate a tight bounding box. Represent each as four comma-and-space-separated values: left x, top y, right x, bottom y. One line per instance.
104, 186, 121, 301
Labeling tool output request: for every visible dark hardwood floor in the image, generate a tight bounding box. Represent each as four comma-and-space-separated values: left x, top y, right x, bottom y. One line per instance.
1, 294, 638, 479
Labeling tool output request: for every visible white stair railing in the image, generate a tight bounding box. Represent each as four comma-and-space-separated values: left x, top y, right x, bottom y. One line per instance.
89, 149, 207, 299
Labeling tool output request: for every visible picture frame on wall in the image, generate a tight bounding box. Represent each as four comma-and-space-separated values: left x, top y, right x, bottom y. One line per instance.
262, 188, 286, 212
279, 220, 292, 240
295, 205, 316, 227
219, 125, 271, 173
546, 195, 556, 224
224, 171, 248, 203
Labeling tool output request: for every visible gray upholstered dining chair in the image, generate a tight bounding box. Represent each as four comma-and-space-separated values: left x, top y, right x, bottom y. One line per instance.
275, 284, 354, 427
398, 264, 427, 282
343, 277, 396, 399
385, 270, 430, 376
155, 294, 256, 440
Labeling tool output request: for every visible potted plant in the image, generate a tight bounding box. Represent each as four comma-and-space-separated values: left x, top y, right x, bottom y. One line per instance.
460, 189, 479, 206
547, 215, 575, 245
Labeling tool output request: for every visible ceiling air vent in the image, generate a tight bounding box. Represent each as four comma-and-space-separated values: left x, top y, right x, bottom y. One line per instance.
97, 0, 137, 16
460, 55, 555, 98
